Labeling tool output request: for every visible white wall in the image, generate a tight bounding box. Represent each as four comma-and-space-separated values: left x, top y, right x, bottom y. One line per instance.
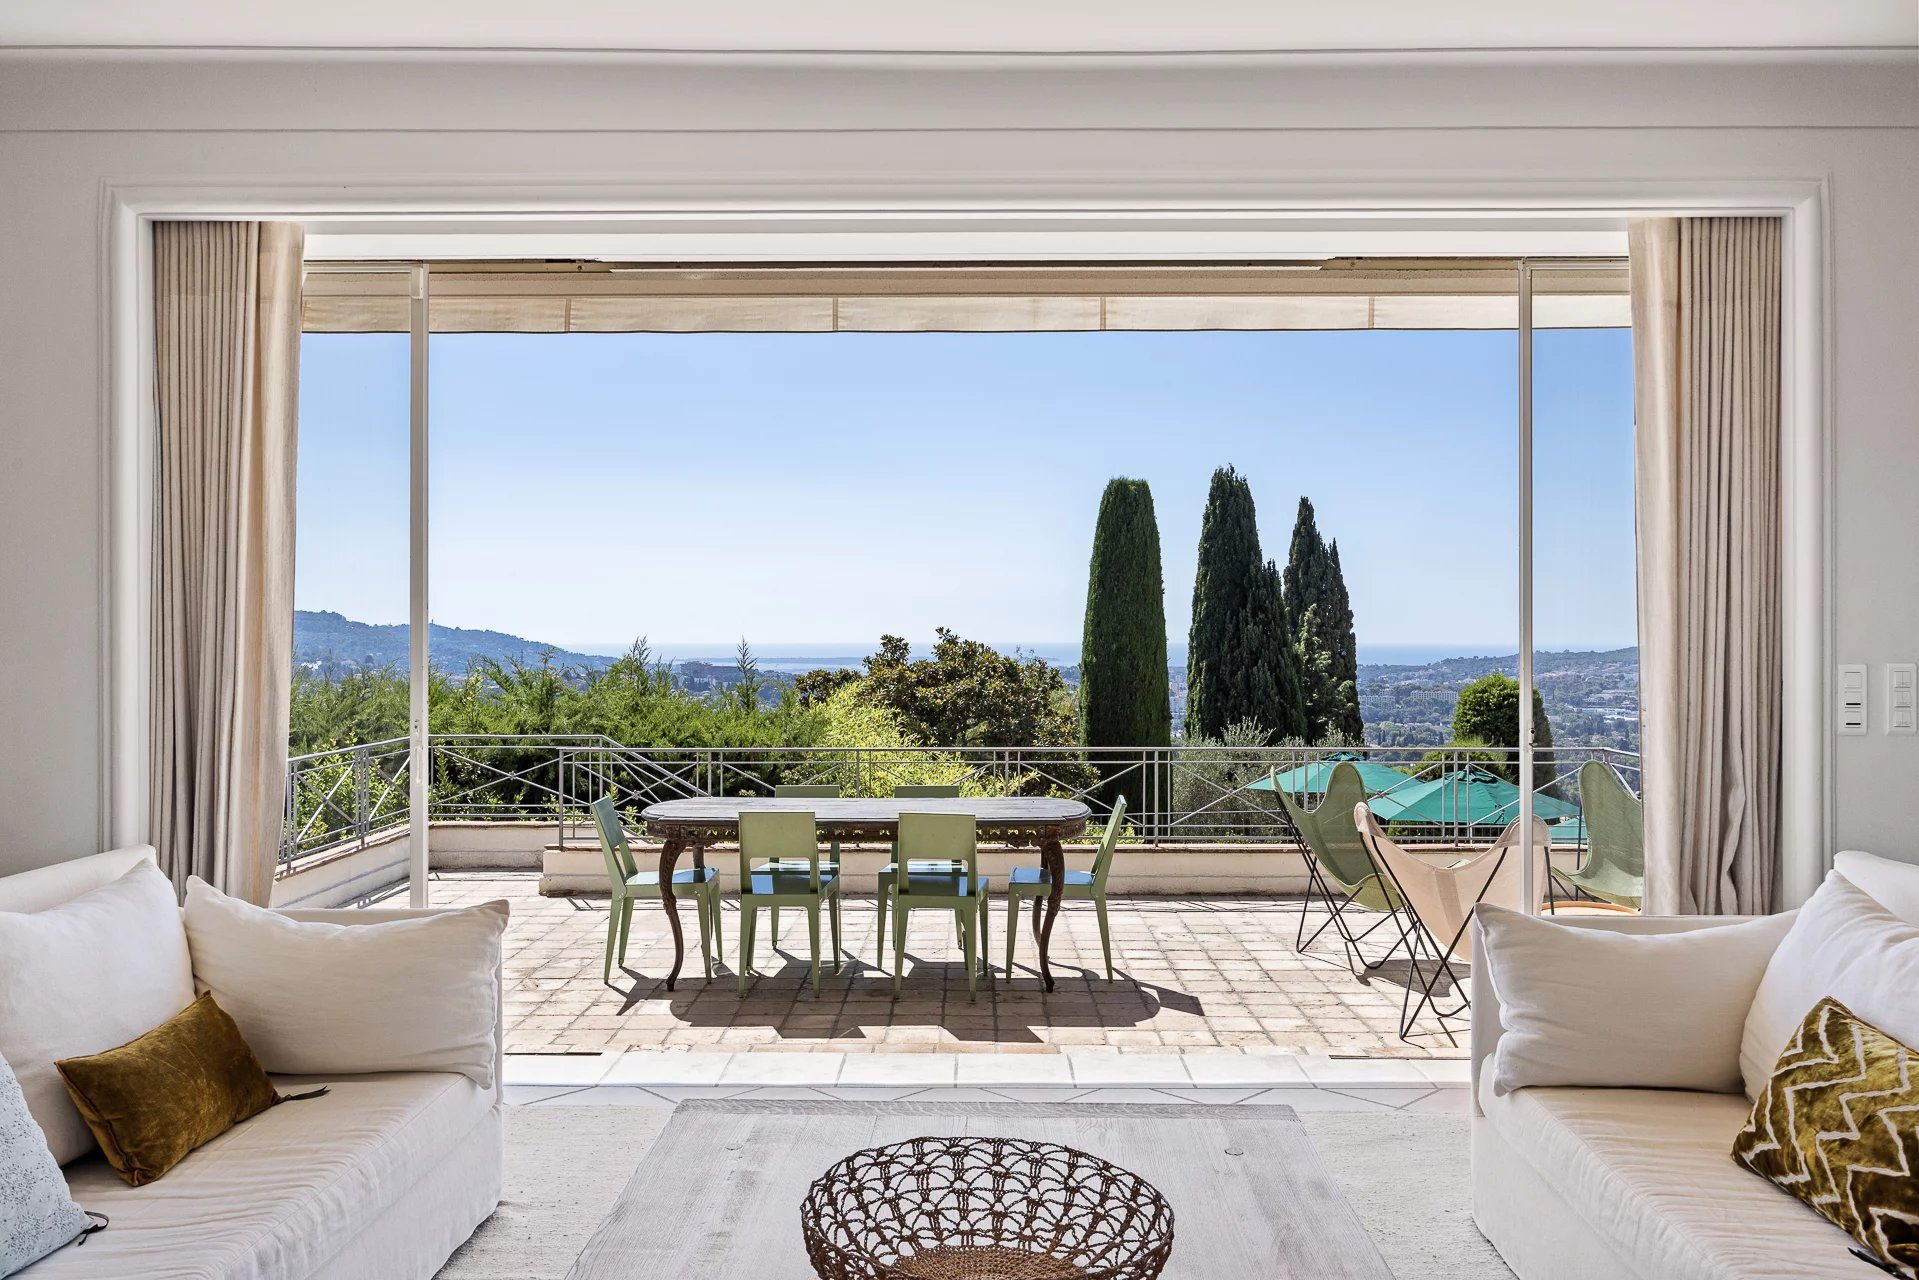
0, 51, 1914, 876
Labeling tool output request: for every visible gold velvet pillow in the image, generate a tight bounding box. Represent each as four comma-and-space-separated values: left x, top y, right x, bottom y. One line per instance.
1733, 997, 1919, 1279
55, 992, 279, 1186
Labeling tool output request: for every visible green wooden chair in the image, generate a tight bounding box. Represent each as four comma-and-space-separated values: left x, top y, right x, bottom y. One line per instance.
1552, 761, 1645, 910
1273, 762, 1411, 975
737, 809, 842, 998
1004, 795, 1126, 980
589, 796, 722, 984
874, 784, 963, 962
889, 811, 990, 1001
759, 784, 843, 939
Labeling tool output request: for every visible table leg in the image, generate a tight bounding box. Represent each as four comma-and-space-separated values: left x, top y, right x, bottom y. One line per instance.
659, 835, 689, 991
1037, 837, 1065, 994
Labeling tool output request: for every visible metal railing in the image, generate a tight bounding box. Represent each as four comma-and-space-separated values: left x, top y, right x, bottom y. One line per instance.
281, 735, 1641, 867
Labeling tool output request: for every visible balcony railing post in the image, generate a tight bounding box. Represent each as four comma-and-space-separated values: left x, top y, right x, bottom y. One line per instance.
353, 744, 370, 849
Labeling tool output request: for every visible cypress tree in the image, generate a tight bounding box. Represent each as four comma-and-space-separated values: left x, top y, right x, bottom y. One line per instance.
1186, 468, 1308, 742
1080, 478, 1171, 809
1282, 498, 1364, 743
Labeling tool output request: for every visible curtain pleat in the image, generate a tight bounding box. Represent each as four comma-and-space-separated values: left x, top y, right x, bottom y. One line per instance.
1631, 216, 1782, 915
150, 221, 304, 904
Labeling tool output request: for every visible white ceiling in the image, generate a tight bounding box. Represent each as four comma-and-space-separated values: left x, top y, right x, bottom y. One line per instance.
3, 0, 1913, 53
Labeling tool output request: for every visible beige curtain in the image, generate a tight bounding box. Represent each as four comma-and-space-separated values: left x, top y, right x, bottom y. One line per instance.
150, 221, 304, 904
1630, 216, 1782, 915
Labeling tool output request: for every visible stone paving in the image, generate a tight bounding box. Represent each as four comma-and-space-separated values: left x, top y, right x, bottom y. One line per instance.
419, 872, 1470, 1060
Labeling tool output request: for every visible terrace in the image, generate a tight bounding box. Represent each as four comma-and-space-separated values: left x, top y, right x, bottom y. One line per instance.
277, 735, 1641, 1062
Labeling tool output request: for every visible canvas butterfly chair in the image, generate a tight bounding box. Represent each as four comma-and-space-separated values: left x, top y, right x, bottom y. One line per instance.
1550, 760, 1645, 911
1354, 802, 1551, 1039
1273, 762, 1411, 975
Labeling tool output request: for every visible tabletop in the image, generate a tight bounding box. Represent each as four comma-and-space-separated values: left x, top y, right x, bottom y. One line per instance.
641, 796, 1090, 825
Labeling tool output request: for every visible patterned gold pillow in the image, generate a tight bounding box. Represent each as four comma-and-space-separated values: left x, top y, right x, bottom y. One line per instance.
1733, 997, 1919, 1278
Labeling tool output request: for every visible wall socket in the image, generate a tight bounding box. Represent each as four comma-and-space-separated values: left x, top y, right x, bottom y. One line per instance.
1889, 663, 1916, 735
1840, 664, 1868, 735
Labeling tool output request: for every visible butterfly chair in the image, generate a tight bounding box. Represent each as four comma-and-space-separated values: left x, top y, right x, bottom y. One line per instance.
874, 784, 964, 964
1551, 761, 1645, 911
1004, 796, 1126, 980
588, 797, 722, 984
1354, 803, 1550, 1040
889, 811, 991, 1001
1273, 763, 1411, 975
737, 809, 842, 998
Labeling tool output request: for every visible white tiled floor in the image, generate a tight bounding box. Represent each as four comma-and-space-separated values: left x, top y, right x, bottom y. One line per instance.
501, 1050, 1474, 1114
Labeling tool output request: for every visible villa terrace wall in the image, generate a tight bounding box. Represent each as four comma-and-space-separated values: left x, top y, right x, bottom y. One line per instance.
270, 819, 1584, 907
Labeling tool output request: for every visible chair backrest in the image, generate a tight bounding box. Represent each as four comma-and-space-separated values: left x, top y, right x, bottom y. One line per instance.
895, 811, 976, 895
774, 784, 841, 798
589, 796, 638, 888
1354, 803, 1550, 964
1090, 796, 1128, 892
1275, 762, 1384, 893
893, 784, 961, 798
1578, 760, 1645, 878
739, 809, 823, 891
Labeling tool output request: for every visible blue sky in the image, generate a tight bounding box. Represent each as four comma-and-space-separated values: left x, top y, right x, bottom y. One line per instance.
296, 325, 1635, 658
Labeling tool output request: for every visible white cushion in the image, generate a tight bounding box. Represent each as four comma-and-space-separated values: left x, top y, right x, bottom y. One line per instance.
0, 860, 193, 1165
21, 1072, 492, 1280
0, 1052, 90, 1276
1477, 903, 1794, 1096
183, 879, 507, 1088
1740, 870, 1919, 1100
1834, 849, 1919, 923
1479, 1080, 1875, 1279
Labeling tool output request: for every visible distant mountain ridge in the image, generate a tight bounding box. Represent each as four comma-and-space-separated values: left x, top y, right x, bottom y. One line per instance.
293, 611, 617, 675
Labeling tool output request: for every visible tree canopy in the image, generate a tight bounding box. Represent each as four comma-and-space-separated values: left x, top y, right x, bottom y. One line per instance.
1185, 467, 1307, 743
1451, 671, 1559, 792
841, 629, 1078, 749
1283, 497, 1363, 743
1080, 478, 1171, 801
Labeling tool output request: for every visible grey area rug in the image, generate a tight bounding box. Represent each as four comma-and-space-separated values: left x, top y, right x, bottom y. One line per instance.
438, 1103, 1512, 1279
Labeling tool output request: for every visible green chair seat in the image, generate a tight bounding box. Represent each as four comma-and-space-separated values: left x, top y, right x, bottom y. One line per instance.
627, 867, 720, 889
1007, 866, 1095, 889
747, 868, 842, 895
1005, 796, 1125, 981
590, 796, 722, 985
898, 872, 989, 897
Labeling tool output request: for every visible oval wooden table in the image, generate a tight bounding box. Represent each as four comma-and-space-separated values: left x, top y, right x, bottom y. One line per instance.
639, 797, 1092, 993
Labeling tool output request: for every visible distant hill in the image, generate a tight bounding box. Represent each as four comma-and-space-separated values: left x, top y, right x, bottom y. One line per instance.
1358, 646, 1639, 753
293, 611, 617, 676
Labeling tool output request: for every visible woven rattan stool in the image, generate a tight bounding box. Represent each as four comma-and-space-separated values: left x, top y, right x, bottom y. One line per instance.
801, 1136, 1174, 1280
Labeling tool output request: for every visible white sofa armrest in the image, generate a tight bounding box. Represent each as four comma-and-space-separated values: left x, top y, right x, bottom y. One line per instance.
1469, 913, 1765, 1115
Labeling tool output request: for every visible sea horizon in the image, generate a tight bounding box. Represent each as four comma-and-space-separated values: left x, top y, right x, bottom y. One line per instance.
559, 638, 1636, 672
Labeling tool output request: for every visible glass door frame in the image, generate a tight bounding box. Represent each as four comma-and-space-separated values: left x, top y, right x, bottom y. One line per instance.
298, 261, 432, 906
1517, 256, 1631, 913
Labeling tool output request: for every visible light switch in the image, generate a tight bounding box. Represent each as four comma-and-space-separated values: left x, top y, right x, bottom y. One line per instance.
1890, 663, 1917, 735
1840, 663, 1868, 735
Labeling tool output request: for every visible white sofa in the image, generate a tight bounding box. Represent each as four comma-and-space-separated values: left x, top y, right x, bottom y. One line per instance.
1469, 911, 1881, 1280
3, 848, 503, 1280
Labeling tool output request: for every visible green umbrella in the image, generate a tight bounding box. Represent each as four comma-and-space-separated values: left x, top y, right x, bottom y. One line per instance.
1244, 753, 1421, 799
1363, 765, 1580, 828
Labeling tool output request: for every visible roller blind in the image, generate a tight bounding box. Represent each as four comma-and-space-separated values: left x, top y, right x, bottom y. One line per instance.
302, 260, 1630, 334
